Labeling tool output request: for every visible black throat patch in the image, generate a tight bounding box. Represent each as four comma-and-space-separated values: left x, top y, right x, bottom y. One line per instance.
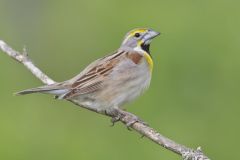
141, 43, 151, 57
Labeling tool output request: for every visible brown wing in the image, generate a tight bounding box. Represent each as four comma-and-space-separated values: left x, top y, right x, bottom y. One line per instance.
61, 50, 126, 99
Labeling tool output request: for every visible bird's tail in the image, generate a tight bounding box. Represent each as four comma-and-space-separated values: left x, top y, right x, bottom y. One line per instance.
15, 84, 69, 96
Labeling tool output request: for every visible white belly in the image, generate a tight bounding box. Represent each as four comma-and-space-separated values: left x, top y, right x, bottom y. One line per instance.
71, 58, 152, 112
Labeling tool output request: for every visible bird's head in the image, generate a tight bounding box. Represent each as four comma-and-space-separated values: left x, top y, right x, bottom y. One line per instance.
120, 28, 160, 53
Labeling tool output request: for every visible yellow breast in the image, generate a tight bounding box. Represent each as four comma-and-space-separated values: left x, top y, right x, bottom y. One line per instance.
143, 52, 153, 72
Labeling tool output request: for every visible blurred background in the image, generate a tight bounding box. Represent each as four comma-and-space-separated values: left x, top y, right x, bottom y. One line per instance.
0, 0, 239, 159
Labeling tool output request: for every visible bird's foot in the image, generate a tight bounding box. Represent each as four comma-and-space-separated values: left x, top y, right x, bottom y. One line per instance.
106, 108, 147, 129
105, 108, 122, 126
121, 111, 148, 130
110, 114, 121, 126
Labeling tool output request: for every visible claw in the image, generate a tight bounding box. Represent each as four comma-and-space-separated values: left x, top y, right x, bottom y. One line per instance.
126, 119, 137, 127
105, 108, 148, 130
110, 116, 120, 126
125, 115, 142, 129
106, 108, 122, 127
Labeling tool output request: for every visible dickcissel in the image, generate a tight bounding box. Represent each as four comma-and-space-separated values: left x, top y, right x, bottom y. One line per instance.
17, 28, 160, 124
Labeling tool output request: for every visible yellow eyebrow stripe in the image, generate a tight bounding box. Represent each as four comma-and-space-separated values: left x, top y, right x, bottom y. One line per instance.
143, 52, 153, 72
123, 28, 148, 45
129, 29, 147, 36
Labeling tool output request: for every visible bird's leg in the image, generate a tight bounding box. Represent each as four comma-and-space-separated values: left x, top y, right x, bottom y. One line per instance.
106, 108, 147, 129
118, 109, 147, 128
105, 108, 122, 126
110, 115, 121, 126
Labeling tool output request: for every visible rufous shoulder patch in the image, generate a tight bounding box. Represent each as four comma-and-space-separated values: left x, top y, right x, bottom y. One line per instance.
126, 52, 143, 64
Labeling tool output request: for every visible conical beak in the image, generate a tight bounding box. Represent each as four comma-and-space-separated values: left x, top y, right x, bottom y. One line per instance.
143, 29, 160, 44
148, 30, 160, 39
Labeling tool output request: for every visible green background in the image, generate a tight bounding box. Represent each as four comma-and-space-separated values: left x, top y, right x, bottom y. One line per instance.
0, 0, 239, 159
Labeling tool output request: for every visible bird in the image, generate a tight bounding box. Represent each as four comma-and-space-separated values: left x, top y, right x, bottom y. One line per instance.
17, 28, 160, 125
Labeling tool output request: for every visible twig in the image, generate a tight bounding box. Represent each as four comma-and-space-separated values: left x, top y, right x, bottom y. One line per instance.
0, 39, 210, 160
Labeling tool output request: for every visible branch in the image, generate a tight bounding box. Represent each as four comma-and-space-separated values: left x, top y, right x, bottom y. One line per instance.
0, 40, 210, 160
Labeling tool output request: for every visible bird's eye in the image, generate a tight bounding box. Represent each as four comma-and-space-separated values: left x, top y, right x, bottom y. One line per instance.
134, 33, 140, 38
